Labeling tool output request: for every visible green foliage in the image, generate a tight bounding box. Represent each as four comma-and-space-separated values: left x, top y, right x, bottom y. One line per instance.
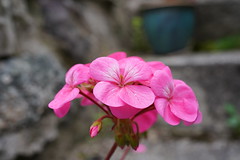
131, 16, 151, 52
195, 34, 240, 52
224, 103, 240, 138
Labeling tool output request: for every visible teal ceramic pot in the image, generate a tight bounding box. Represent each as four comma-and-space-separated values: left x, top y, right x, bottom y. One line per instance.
142, 6, 195, 54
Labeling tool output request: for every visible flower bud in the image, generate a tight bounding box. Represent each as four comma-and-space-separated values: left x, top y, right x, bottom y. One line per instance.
89, 121, 102, 138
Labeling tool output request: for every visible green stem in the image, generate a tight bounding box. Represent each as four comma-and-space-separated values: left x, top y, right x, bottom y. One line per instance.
105, 142, 118, 160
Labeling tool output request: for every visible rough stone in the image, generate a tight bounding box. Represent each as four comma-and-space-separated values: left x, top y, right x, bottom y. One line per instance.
39, 0, 122, 63
0, 53, 65, 131
195, 2, 240, 42
0, 53, 65, 160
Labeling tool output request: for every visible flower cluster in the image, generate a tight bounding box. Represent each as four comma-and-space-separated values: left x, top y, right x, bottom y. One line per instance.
48, 52, 202, 157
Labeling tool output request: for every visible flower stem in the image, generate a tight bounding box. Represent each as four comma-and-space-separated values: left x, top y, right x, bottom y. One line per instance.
105, 142, 118, 160
120, 147, 130, 160
131, 105, 155, 120
79, 90, 109, 115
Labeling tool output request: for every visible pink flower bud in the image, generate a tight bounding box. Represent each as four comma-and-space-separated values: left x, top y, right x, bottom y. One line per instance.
89, 121, 102, 138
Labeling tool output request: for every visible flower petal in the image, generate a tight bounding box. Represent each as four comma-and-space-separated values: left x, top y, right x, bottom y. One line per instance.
170, 80, 198, 122
163, 105, 181, 125
154, 98, 168, 117
119, 58, 152, 84
90, 57, 120, 83
134, 144, 147, 153
133, 109, 158, 133
148, 61, 166, 72
53, 102, 71, 118
65, 64, 89, 86
93, 81, 125, 107
119, 85, 155, 109
48, 85, 79, 109
109, 105, 141, 119
150, 70, 174, 98
184, 110, 202, 126
108, 51, 127, 60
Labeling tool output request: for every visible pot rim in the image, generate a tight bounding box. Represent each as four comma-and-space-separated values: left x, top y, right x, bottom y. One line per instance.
139, 2, 196, 12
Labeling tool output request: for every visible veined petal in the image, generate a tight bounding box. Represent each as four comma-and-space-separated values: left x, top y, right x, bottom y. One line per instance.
108, 51, 127, 60
119, 85, 155, 109
65, 64, 89, 86
147, 61, 166, 73
150, 70, 174, 98
154, 98, 168, 117
93, 81, 125, 107
90, 57, 120, 83
173, 80, 198, 101
54, 102, 71, 118
163, 105, 181, 125
170, 80, 198, 122
170, 99, 198, 122
119, 58, 152, 84
48, 85, 79, 109
110, 105, 141, 119
81, 97, 93, 106
184, 110, 202, 126
133, 109, 158, 133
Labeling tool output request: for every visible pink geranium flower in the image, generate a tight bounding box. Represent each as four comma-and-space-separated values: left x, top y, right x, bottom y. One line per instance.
90, 57, 155, 109
48, 64, 89, 118
133, 109, 158, 133
150, 69, 201, 125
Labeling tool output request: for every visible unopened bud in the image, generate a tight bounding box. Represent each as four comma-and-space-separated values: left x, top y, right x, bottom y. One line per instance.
89, 121, 102, 138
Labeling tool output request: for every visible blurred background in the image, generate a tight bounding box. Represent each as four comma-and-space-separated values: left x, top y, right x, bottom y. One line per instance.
0, 0, 240, 159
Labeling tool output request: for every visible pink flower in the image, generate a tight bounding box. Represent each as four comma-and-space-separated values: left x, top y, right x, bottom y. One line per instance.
133, 109, 158, 133
89, 121, 102, 138
108, 51, 127, 60
109, 105, 141, 119
135, 144, 147, 153
90, 57, 155, 109
150, 69, 200, 125
48, 64, 89, 118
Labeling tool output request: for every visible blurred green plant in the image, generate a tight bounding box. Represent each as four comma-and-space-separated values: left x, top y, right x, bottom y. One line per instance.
131, 16, 151, 52
194, 34, 240, 52
224, 103, 240, 138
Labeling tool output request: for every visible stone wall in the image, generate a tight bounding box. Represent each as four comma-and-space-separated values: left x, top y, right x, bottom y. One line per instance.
0, 0, 128, 160
0, 0, 240, 160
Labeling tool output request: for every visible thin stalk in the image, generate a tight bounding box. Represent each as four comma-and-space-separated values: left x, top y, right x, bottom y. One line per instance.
120, 147, 131, 160
105, 142, 118, 160
131, 105, 155, 120
79, 90, 109, 115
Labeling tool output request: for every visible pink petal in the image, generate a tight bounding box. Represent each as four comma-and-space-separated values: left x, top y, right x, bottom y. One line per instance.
170, 80, 198, 122
184, 110, 202, 126
119, 58, 152, 84
90, 57, 120, 83
65, 64, 89, 86
108, 51, 127, 60
119, 85, 155, 109
147, 61, 166, 73
163, 105, 181, 125
53, 102, 71, 118
154, 98, 168, 117
150, 70, 174, 98
109, 105, 141, 119
81, 97, 94, 106
133, 109, 158, 133
93, 81, 125, 107
48, 85, 79, 109
80, 90, 95, 106
134, 144, 147, 153
154, 97, 180, 125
